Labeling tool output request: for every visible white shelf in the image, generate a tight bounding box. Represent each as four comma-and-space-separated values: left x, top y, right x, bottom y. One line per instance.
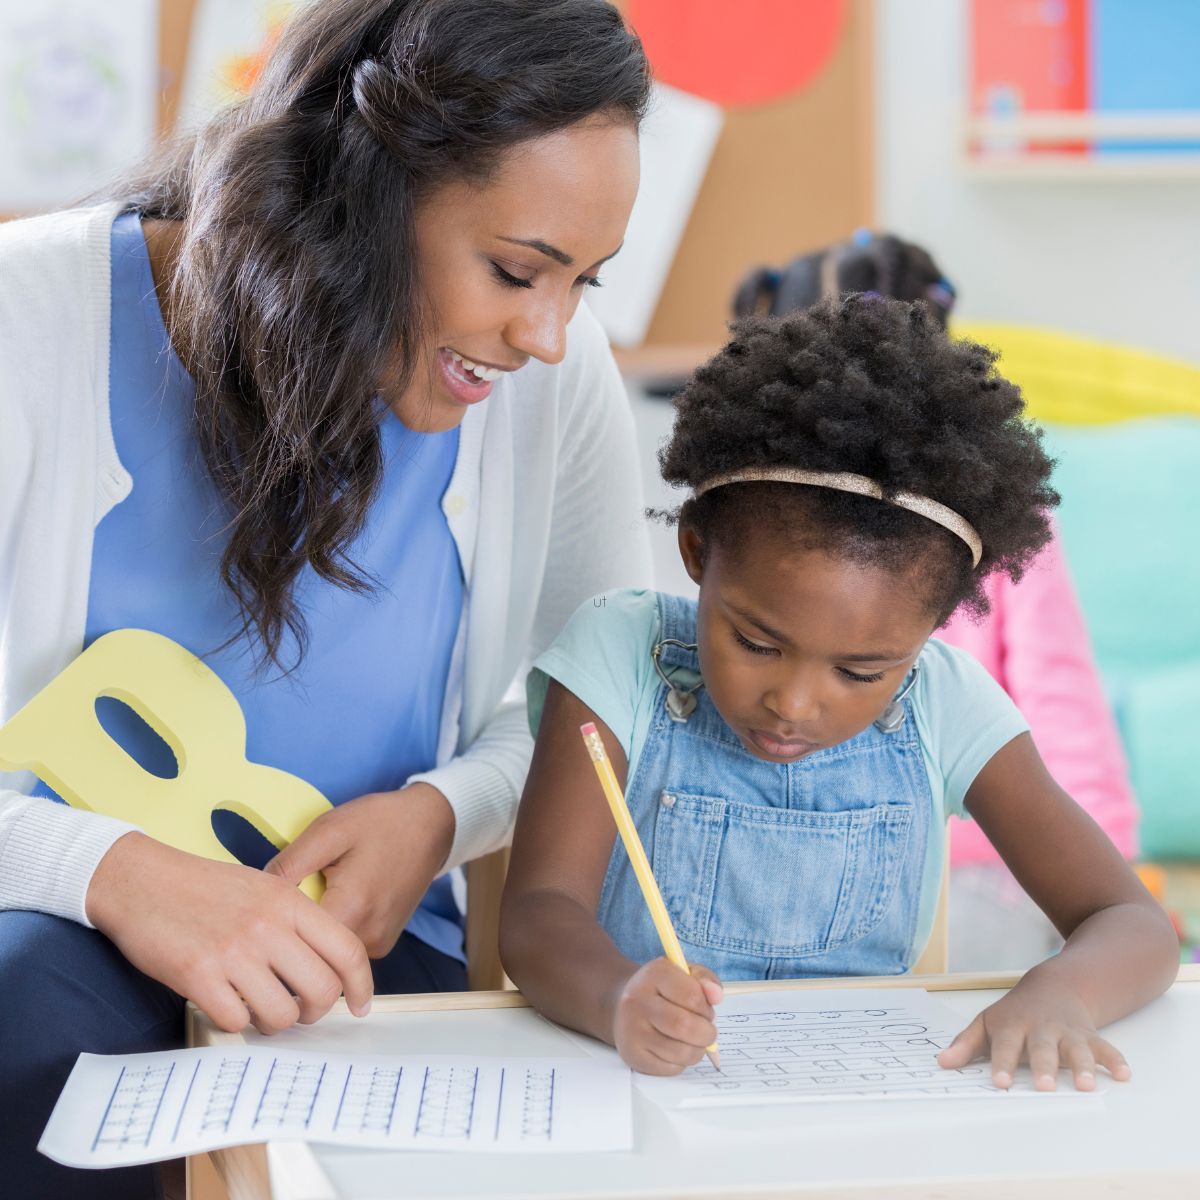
964, 154, 1200, 181
967, 110, 1200, 142
963, 110, 1200, 179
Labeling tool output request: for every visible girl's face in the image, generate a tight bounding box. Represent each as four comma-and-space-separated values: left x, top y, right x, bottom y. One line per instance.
679, 525, 942, 763
385, 116, 640, 431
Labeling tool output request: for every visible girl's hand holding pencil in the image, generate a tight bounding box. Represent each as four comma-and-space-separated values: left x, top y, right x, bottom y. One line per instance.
612, 957, 724, 1075
580, 721, 724, 1073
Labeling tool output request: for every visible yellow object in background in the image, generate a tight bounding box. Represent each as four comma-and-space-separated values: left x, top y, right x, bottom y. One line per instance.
1136, 864, 1168, 904
0, 629, 330, 900
954, 322, 1200, 425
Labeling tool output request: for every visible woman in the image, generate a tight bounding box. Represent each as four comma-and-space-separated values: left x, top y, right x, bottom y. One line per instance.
0, 1, 651, 1194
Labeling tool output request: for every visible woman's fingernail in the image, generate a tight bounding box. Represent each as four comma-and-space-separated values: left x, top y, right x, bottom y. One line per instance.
353, 1000, 372, 1018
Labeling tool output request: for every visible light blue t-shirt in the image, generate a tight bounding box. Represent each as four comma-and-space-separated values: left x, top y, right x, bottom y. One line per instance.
529, 589, 1030, 959
33, 211, 466, 964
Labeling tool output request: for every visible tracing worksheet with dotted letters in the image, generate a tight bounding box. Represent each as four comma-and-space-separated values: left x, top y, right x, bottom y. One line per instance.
635, 988, 1106, 1108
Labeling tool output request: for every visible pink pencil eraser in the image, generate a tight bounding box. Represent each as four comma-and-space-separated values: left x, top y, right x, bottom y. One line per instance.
580, 722, 597, 736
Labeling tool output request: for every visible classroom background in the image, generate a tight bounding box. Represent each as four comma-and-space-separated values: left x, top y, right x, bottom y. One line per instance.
3, 0, 1198, 967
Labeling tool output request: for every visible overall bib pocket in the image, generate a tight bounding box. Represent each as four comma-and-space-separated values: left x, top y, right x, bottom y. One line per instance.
653, 789, 913, 959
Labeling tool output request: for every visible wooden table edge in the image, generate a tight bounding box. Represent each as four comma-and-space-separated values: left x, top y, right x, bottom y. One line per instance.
188, 963, 1200, 1032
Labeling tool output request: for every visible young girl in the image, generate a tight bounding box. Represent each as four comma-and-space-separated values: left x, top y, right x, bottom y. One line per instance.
500, 295, 1177, 1089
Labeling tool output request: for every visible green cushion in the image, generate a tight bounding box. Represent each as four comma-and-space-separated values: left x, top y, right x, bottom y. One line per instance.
1042, 419, 1200, 680
1041, 418, 1200, 858
1123, 660, 1200, 858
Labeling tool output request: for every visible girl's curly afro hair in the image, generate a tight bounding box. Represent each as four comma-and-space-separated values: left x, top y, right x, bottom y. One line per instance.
658, 294, 1058, 622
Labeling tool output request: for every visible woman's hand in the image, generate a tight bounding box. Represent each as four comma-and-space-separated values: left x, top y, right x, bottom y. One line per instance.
263, 783, 455, 959
610, 958, 723, 1075
86, 832, 374, 1034
937, 972, 1131, 1091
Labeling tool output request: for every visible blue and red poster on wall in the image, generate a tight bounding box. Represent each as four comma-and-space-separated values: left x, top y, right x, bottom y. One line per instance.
969, 0, 1200, 160
627, 0, 846, 108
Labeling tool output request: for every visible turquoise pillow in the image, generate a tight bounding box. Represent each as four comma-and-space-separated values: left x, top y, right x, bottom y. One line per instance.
1041, 418, 1200, 859
1042, 419, 1200, 681
1123, 660, 1200, 859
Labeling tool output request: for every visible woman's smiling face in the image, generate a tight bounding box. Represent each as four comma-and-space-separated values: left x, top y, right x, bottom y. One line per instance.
385, 116, 640, 432
679, 524, 941, 764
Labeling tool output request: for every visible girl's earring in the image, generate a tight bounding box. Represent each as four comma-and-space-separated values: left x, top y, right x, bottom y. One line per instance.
873, 663, 921, 734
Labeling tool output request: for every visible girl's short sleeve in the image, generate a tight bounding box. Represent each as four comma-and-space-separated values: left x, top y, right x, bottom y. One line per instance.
914, 639, 1031, 819
527, 588, 660, 759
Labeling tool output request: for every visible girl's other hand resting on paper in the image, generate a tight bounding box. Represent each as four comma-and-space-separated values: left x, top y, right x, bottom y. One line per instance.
612, 958, 723, 1075
937, 734, 1176, 1091
938, 971, 1130, 1092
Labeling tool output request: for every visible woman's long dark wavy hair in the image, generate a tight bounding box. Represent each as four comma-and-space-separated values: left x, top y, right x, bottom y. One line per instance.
116, 0, 649, 670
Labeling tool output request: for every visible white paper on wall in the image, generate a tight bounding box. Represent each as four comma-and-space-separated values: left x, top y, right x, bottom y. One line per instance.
0, 0, 158, 213
586, 82, 724, 348
176, 0, 308, 131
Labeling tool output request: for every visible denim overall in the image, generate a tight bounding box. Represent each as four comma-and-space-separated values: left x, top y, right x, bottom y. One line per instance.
596, 594, 932, 980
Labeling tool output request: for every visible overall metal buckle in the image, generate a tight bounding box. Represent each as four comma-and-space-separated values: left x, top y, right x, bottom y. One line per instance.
651, 638, 703, 722
873, 662, 921, 733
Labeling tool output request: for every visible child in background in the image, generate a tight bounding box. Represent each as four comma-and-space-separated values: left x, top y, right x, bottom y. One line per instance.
500, 296, 1176, 1087
737, 231, 1138, 970
941, 542, 1137, 968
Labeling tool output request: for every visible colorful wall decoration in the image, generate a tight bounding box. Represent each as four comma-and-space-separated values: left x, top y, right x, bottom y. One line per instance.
968, 0, 1200, 163
627, 0, 845, 108
0, 0, 158, 212
177, 0, 304, 130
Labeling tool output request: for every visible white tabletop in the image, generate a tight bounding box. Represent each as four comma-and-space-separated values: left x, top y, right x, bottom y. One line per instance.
192, 971, 1200, 1200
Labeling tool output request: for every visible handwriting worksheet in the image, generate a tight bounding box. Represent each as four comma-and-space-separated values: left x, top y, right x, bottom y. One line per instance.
40, 1047, 632, 1168
636, 988, 1105, 1108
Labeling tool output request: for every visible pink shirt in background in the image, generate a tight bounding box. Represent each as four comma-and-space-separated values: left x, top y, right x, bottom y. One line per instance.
937, 527, 1138, 866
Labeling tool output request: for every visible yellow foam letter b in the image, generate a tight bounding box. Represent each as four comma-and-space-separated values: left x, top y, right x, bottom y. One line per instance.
0, 629, 330, 900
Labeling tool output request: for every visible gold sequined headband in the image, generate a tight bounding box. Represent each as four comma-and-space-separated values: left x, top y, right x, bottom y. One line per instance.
692, 467, 983, 568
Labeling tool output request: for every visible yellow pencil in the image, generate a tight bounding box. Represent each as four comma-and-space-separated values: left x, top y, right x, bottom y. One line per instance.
579, 721, 721, 1071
